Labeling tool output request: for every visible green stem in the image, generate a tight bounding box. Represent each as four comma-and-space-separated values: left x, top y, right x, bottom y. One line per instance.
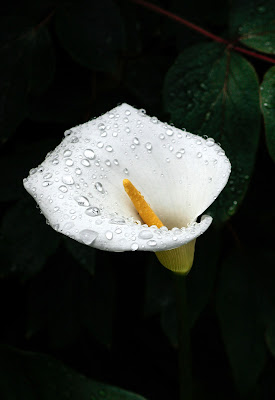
174, 273, 192, 400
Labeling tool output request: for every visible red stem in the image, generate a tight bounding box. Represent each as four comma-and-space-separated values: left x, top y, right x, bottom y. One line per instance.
131, 0, 275, 64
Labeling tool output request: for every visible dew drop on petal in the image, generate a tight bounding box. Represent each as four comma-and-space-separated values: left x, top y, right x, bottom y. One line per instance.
85, 207, 101, 216
145, 142, 152, 150
159, 133, 165, 140
42, 181, 53, 187
147, 239, 157, 247
97, 142, 104, 148
84, 149, 95, 159
133, 138, 140, 145
63, 150, 72, 157
65, 159, 74, 166
124, 168, 129, 174
105, 159, 111, 166
176, 152, 182, 158
139, 230, 153, 240
71, 136, 79, 143
75, 168, 82, 175
98, 123, 106, 130
114, 159, 119, 166
166, 128, 174, 136
79, 229, 98, 245
131, 243, 139, 251
105, 145, 113, 152
95, 182, 104, 193
105, 231, 113, 240
59, 185, 68, 193
206, 138, 215, 147
75, 196, 90, 207
44, 173, 52, 179
81, 159, 90, 167
52, 158, 59, 165
197, 152, 202, 158
62, 175, 74, 185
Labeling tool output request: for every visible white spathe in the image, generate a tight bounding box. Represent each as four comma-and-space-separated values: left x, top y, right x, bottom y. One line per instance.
23, 103, 231, 253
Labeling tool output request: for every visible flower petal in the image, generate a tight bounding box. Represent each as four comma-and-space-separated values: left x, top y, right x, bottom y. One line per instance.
23, 103, 230, 252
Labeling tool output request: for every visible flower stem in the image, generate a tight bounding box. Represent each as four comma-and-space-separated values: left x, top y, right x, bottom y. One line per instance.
131, 0, 275, 64
174, 273, 192, 400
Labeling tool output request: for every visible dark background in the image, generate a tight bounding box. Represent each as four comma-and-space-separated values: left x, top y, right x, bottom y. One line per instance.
1, 0, 275, 399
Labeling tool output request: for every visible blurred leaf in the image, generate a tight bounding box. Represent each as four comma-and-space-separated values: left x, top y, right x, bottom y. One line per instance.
0, 138, 58, 202
145, 227, 221, 346
55, 0, 125, 72
163, 42, 261, 224
260, 66, 275, 163
216, 249, 267, 394
27, 258, 115, 347
229, 0, 275, 54
64, 236, 96, 275
0, 345, 147, 400
0, 16, 55, 142
0, 197, 60, 279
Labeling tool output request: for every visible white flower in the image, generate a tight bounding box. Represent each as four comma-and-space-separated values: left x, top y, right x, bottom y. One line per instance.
23, 103, 230, 273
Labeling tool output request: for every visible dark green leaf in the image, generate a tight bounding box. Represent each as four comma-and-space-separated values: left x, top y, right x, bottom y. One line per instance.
163, 42, 261, 223
216, 249, 267, 394
229, 0, 275, 54
260, 66, 275, 163
0, 345, 147, 400
27, 259, 115, 347
55, 0, 125, 72
0, 197, 60, 279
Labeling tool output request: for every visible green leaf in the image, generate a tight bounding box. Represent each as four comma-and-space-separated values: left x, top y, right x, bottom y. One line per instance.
216, 249, 267, 394
229, 0, 275, 55
0, 17, 55, 142
260, 66, 275, 163
55, 0, 125, 72
27, 259, 115, 347
0, 197, 60, 279
163, 42, 261, 223
0, 345, 147, 400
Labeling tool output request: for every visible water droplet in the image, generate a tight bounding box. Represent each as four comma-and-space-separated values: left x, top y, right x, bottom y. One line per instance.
125, 109, 131, 116
150, 116, 158, 124
42, 181, 53, 187
65, 159, 74, 166
59, 185, 68, 193
79, 229, 98, 245
44, 173, 52, 179
114, 159, 119, 166
166, 158, 170, 163
84, 149, 95, 159
197, 152, 202, 158
71, 136, 79, 143
109, 217, 126, 224
95, 182, 104, 193
139, 230, 153, 240
63, 150, 72, 157
105, 159, 111, 166
145, 142, 152, 150
64, 129, 72, 137
81, 159, 90, 167
218, 150, 225, 156
52, 158, 59, 165
166, 128, 174, 136
176, 152, 182, 158
159, 133, 165, 140
75, 168, 82, 175
64, 222, 74, 230
124, 168, 129, 174
85, 207, 101, 216
105, 145, 113, 152
62, 175, 74, 185
133, 138, 140, 145
131, 243, 139, 251
98, 122, 106, 130
105, 231, 113, 240
97, 142, 104, 148
147, 239, 157, 247
109, 112, 115, 118
75, 196, 90, 207
196, 139, 202, 145
206, 138, 215, 146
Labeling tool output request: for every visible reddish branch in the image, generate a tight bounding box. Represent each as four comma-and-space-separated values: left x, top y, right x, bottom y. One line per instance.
131, 0, 275, 64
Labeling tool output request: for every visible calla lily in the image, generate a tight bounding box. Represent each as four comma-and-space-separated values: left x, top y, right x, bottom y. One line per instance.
23, 103, 230, 273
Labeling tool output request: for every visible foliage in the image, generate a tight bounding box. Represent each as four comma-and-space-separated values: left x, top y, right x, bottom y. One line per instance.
0, 0, 275, 399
